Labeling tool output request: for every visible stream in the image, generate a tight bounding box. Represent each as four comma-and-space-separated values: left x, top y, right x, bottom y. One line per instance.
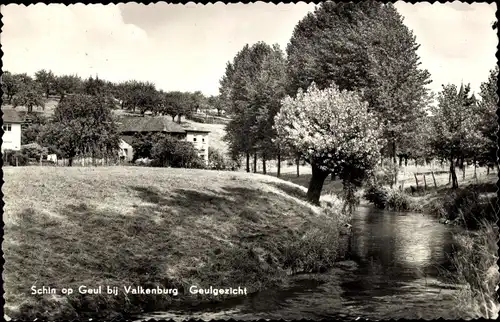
137, 206, 464, 320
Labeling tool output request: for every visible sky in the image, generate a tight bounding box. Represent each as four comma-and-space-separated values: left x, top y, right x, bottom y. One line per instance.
1, 2, 497, 97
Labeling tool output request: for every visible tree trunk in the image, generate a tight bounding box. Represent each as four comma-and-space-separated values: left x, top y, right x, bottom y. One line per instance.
172, 116, 175, 122
246, 152, 250, 173
399, 155, 403, 167
431, 171, 437, 188
277, 150, 281, 178
450, 158, 458, 189
68, 157, 73, 167
296, 153, 300, 177
331, 172, 336, 181
392, 140, 397, 164
473, 156, 477, 179
404, 156, 408, 167
306, 162, 329, 205
253, 151, 257, 173
262, 155, 267, 175
177, 115, 182, 124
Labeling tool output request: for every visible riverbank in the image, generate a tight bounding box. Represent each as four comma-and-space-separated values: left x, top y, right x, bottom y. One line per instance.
3, 166, 350, 321
409, 175, 499, 318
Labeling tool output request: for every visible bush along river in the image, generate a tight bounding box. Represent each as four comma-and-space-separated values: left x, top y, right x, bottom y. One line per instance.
137, 205, 464, 321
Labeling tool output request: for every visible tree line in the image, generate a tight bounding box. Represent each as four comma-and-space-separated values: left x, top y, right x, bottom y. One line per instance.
219, 1, 498, 204
1, 70, 226, 122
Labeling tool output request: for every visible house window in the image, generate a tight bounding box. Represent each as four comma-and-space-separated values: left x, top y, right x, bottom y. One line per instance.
3, 124, 11, 131
124, 148, 128, 155
202, 138, 205, 142
193, 137, 197, 142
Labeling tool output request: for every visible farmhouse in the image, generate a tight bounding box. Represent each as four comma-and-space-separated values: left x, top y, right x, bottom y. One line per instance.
117, 116, 210, 165
2, 109, 23, 152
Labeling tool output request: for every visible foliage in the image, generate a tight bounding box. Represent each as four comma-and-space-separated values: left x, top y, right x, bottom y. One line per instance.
429, 183, 497, 229
430, 84, 483, 188
38, 94, 120, 165
286, 1, 432, 161
3, 149, 29, 166
220, 42, 287, 168
364, 184, 419, 212
475, 66, 499, 168
1, 71, 23, 103
21, 143, 48, 160
275, 82, 384, 204
34, 69, 56, 98
54, 74, 83, 101
207, 95, 225, 116
150, 134, 204, 168
208, 147, 227, 170
373, 162, 399, 187
131, 133, 156, 161
11, 74, 45, 113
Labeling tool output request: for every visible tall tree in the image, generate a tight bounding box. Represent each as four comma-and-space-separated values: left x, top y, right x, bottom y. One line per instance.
34, 69, 56, 98
476, 66, 499, 170
11, 74, 45, 113
1, 71, 22, 104
39, 94, 120, 166
286, 1, 431, 163
275, 83, 384, 205
430, 83, 483, 188
220, 42, 283, 172
55, 74, 83, 101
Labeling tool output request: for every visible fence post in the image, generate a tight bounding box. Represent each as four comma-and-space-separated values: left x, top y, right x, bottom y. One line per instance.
431, 171, 437, 188
414, 173, 419, 189
423, 174, 427, 191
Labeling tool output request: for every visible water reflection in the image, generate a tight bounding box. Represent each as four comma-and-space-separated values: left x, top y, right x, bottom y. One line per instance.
138, 206, 463, 321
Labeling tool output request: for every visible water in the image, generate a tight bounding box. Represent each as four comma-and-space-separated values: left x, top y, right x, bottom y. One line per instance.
138, 206, 463, 320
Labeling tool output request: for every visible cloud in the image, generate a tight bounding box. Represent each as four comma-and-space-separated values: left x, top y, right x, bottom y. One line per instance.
1, 2, 496, 97
2, 4, 151, 83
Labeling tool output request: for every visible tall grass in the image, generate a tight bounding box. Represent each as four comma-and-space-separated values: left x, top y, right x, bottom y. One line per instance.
451, 220, 499, 319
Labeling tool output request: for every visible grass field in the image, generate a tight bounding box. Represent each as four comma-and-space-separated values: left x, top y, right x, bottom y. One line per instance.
3, 166, 347, 320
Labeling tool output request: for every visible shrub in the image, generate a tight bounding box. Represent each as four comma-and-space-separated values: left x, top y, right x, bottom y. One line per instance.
3, 150, 29, 166
21, 143, 48, 160
374, 163, 399, 187
151, 136, 204, 169
429, 185, 497, 229
208, 147, 227, 170
364, 183, 419, 212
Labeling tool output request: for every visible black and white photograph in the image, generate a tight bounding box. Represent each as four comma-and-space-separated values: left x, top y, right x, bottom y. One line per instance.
1, 1, 499, 321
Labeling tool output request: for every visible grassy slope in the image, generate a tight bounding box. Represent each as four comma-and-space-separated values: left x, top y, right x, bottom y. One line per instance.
3, 167, 344, 320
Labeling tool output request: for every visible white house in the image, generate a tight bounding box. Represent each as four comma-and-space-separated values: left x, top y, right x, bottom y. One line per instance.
185, 130, 209, 165
118, 136, 134, 162
2, 109, 23, 152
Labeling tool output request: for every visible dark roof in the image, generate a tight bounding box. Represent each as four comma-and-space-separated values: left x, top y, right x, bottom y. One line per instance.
120, 135, 135, 146
117, 116, 186, 134
2, 109, 24, 123
117, 116, 210, 134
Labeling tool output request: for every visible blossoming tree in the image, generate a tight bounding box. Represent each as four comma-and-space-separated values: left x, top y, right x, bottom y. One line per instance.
274, 83, 384, 205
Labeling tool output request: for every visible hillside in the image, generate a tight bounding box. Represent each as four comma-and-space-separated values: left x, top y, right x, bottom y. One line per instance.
3, 98, 230, 155
3, 166, 346, 321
